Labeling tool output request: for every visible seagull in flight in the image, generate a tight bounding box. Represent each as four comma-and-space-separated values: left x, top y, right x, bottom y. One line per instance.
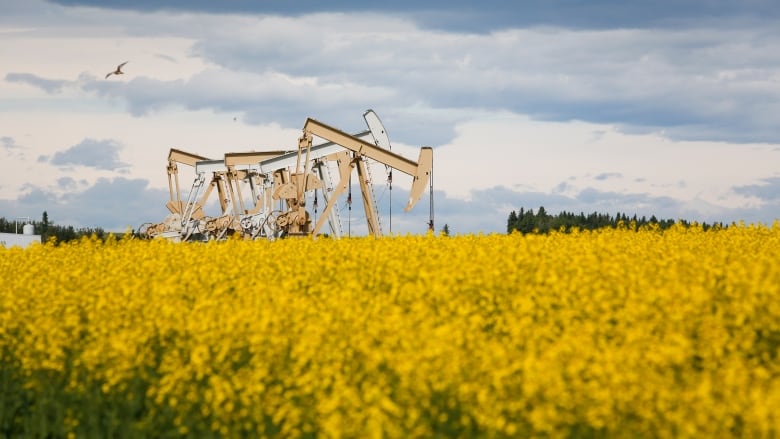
105, 61, 128, 79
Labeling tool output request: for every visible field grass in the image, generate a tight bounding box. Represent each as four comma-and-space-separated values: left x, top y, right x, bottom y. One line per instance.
2, 224, 779, 438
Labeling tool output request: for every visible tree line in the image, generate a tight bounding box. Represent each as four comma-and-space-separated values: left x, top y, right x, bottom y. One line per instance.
1, 208, 729, 243
0, 211, 107, 244
507, 206, 725, 234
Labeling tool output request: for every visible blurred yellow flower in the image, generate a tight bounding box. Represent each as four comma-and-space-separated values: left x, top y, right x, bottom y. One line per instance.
1, 223, 779, 437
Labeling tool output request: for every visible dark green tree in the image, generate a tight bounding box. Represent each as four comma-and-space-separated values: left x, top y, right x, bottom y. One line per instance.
517, 208, 536, 234
507, 210, 518, 233
41, 211, 50, 240
507, 206, 707, 235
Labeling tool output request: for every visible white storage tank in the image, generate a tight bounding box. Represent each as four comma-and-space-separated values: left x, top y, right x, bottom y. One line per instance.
1, 220, 41, 248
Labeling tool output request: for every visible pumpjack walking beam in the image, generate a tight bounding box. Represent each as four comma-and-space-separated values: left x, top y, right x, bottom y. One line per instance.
300, 117, 433, 237
166, 148, 210, 218
224, 150, 289, 216
302, 118, 433, 212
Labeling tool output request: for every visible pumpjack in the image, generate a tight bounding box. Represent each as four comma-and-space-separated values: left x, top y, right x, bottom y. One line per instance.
140, 110, 432, 241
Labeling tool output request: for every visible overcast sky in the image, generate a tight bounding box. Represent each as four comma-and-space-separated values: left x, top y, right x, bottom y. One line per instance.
1, 0, 779, 235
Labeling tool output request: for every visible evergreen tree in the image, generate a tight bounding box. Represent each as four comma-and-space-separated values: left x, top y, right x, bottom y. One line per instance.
41, 211, 49, 240
507, 210, 518, 233
518, 208, 536, 234
506, 206, 716, 235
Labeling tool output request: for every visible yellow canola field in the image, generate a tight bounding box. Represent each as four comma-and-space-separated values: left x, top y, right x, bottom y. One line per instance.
2, 224, 780, 438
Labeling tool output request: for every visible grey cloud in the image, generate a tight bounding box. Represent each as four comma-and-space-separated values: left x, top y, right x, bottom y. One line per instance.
721, 202, 780, 226
43, 0, 780, 32
12, 8, 777, 146
17, 185, 59, 205
49, 138, 128, 170
594, 172, 622, 181
160, 17, 780, 144
3, 177, 170, 232
79, 69, 454, 145
1, 136, 19, 150
57, 177, 78, 189
1, 136, 25, 159
733, 177, 780, 201
82, 76, 184, 116
574, 187, 682, 216
5, 72, 71, 93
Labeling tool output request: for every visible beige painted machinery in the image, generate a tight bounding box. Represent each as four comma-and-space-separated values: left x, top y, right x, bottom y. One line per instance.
285, 114, 433, 238
141, 110, 432, 241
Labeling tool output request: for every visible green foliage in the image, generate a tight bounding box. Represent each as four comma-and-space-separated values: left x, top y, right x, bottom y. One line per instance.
506, 206, 725, 234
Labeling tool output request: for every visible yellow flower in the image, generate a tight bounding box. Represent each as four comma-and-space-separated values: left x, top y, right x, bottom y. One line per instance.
2, 224, 780, 437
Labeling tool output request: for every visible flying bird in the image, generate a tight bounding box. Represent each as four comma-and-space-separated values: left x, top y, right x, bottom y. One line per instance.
105, 61, 128, 79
